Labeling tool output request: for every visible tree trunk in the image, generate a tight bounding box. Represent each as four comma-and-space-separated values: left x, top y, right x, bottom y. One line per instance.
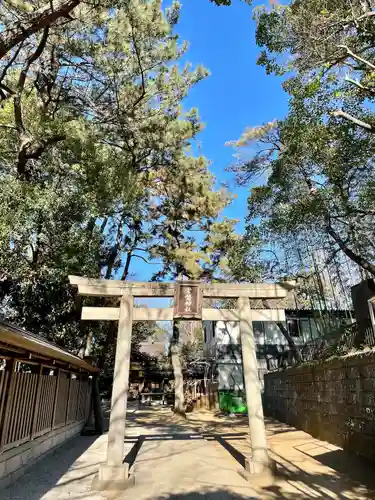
121, 252, 132, 280
275, 321, 302, 363
0, 0, 80, 60
326, 222, 375, 277
171, 320, 185, 416
91, 373, 104, 434
86, 217, 96, 235
304, 177, 375, 278
105, 244, 119, 279
84, 330, 93, 357
97, 323, 116, 371
78, 330, 93, 358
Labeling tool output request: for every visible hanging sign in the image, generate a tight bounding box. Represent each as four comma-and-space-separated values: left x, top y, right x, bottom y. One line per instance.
174, 281, 202, 320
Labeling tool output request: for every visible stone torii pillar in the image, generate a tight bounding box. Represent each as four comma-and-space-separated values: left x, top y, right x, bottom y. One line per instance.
238, 296, 271, 476
69, 276, 294, 491
96, 295, 134, 490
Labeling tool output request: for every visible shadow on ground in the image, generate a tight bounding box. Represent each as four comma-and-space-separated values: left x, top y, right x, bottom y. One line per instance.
153, 490, 257, 499
150, 482, 347, 500
103, 403, 195, 435
269, 455, 375, 499
151, 470, 375, 499
1, 435, 99, 500
4, 406, 375, 500
188, 411, 299, 437
301, 445, 375, 493
119, 430, 375, 499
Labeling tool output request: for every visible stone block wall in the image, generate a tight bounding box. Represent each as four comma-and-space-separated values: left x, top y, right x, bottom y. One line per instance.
263, 352, 375, 461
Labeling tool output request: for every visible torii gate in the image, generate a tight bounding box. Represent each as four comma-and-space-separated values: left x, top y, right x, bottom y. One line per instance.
69, 276, 292, 491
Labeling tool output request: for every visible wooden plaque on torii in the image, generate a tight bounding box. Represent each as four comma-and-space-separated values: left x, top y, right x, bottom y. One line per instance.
173, 281, 202, 320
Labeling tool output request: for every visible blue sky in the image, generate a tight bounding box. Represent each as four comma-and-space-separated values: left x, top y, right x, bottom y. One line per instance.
130, 0, 288, 282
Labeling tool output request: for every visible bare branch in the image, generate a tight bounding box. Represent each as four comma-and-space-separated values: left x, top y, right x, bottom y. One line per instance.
18, 26, 50, 94
0, 39, 24, 85
345, 75, 375, 95
357, 11, 375, 22
338, 44, 375, 70
332, 109, 375, 131
325, 216, 375, 276
0, 124, 17, 131
0, 82, 15, 100
14, 26, 50, 135
133, 254, 160, 264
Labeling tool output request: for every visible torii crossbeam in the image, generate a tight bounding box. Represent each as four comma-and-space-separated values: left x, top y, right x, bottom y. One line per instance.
69, 276, 293, 491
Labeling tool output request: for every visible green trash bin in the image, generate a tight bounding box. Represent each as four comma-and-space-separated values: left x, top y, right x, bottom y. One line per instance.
230, 395, 247, 414
218, 390, 231, 412
219, 390, 247, 414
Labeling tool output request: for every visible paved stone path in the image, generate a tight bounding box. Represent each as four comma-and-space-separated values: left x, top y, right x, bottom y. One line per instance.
123, 407, 258, 499
3, 405, 375, 499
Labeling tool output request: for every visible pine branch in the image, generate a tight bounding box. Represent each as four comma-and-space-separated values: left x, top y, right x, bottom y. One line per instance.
0, 0, 80, 60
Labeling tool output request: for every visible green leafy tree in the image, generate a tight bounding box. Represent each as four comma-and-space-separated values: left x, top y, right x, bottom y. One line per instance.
145, 157, 234, 415
228, 86, 375, 276
225, 1, 375, 285
0, 0, 84, 62
255, 1, 375, 132
0, 0, 215, 360
0, 0, 238, 407
0, 0, 249, 69
148, 158, 234, 280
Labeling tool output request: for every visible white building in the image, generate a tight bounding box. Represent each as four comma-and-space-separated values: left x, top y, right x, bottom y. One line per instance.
203, 310, 352, 392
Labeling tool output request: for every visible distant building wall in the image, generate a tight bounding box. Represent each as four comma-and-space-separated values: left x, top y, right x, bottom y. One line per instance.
203, 312, 355, 392
139, 342, 165, 358
203, 321, 244, 391
203, 314, 343, 356
264, 353, 375, 462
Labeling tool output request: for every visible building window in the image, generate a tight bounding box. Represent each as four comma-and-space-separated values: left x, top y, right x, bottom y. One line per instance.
252, 321, 265, 343
287, 319, 300, 337
252, 321, 264, 335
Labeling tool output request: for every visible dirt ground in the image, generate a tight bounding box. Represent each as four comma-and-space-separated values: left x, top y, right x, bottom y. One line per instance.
3, 405, 375, 499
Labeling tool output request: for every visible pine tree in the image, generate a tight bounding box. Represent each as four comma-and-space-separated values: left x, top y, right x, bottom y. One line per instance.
0, 1, 212, 351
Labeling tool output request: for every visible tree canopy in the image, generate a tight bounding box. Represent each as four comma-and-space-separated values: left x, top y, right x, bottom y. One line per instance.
227, 0, 375, 285
255, 0, 375, 132
0, 0, 233, 360
0, 0, 247, 66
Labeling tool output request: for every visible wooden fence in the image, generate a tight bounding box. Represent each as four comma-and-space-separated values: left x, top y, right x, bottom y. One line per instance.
185, 379, 219, 410
0, 362, 91, 453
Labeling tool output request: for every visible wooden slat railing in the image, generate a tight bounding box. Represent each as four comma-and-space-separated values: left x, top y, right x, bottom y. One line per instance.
0, 362, 92, 453
0, 371, 9, 430
34, 375, 57, 437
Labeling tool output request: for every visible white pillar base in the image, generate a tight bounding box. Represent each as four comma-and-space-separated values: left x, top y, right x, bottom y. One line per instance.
238, 458, 277, 486
92, 464, 135, 492
245, 457, 276, 475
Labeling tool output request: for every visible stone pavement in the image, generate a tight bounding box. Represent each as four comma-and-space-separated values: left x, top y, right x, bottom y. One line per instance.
3, 405, 375, 499
189, 410, 375, 499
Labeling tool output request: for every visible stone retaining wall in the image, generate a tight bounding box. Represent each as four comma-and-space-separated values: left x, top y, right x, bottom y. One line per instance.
264, 352, 375, 461
0, 420, 86, 490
